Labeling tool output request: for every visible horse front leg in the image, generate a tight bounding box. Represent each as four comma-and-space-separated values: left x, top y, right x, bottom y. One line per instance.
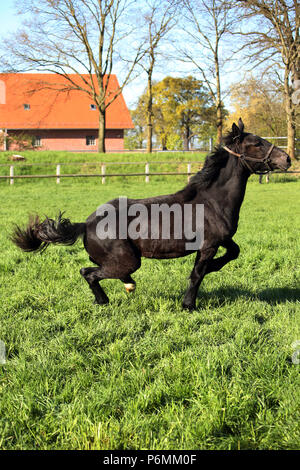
205, 239, 240, 274
182, 246, 218, 311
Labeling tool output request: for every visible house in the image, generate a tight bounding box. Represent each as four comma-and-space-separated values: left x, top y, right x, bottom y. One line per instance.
0, 73, 134, 152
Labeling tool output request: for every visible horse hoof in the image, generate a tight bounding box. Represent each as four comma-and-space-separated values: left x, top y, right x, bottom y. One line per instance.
124, 283, 136, 293
94, 298, 109, 305
182, 302, 195, 312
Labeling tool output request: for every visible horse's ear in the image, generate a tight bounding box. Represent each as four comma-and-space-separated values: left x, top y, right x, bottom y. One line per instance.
238, 118, 244, 133
232, 118, 244, 141
232, 122, 240, 138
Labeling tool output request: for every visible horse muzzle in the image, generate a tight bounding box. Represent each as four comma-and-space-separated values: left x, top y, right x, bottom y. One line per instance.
273, 152, 291, 171
279, 155, 291, 171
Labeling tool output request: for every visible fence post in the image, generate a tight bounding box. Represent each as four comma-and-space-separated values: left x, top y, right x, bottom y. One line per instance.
10, 165, 14, 185
101, 163, 106, 184
187, 162, 191, 182
209, 137, 213, 152
145, 162, 149, 183
56, 164, 60, 184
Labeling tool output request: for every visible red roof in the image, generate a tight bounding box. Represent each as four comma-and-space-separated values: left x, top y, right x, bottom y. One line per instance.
0, 73, 134, 130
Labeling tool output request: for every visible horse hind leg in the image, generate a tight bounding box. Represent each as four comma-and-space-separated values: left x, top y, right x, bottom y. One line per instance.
81, 241, 141, 304
80, 267, 109, 305
121, 275, 136, 293
100, 241, 141, 295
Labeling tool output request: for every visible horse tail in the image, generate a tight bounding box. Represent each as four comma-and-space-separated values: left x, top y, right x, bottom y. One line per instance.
11, 212, 86, 253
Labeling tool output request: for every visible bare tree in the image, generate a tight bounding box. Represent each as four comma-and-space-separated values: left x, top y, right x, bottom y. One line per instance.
2, 0, 145, 153
233, 0, 299, 159
139, 0, 178, 153
178, 0, 235, 144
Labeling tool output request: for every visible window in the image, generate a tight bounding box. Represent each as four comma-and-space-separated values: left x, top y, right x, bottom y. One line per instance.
90, 104, 96, 110
86, 135, 96, 146
34, 136, 41, 147
23, 104, 30, 110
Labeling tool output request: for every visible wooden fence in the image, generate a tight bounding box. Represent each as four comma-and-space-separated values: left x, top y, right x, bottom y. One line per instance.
0, 161, 201, 185
0, 160, 299, 185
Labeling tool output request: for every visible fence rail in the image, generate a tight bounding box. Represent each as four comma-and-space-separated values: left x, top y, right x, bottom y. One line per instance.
0, 160, 202, 167
1, 160, 299, 185
0, 161, 203, 184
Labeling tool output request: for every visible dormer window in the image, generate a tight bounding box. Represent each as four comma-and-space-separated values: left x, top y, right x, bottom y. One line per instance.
90, 104, 96, 110
24, 104, 30, 110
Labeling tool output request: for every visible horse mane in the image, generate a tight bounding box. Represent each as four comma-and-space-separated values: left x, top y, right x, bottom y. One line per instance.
188, 147, 228, 188
187, 128, 249, 189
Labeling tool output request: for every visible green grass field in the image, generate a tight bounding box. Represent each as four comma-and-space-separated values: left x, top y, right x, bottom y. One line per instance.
0, 173, 299, 450
0, 150, 206, 165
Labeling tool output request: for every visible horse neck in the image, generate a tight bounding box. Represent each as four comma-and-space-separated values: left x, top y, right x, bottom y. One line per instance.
208, 155, 250, 218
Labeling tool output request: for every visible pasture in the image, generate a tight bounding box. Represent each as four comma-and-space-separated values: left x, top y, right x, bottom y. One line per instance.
0, 173, 299, 450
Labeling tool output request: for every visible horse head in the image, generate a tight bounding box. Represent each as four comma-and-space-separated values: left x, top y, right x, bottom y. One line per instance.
223, 118, 291, 174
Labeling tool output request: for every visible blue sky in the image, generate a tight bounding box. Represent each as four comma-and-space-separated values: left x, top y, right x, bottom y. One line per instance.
0, 1, 20, 36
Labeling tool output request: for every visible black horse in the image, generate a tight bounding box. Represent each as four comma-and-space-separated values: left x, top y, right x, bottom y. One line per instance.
12, 119, 291, 311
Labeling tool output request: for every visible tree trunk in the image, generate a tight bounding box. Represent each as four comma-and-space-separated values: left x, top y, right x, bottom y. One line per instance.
183, 125, 190, 151
98, 108, 106, 153
146, 70, 153, 154
216, 102, 222, 145
161, 135, 167, 150
215, 52, 222, 145
284, 69, 296, 160
286, 109, 296, 160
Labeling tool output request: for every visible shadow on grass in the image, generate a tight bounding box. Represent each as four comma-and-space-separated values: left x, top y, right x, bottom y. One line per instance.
257, 287, 300, 304
166, 286, 300, 308
201, 286, 300, 308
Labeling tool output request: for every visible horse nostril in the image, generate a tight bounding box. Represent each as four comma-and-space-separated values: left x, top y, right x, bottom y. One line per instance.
287, 156, 291, 165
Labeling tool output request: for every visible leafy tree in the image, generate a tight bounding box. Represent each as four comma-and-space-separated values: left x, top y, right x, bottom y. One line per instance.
152, 76, 218, 150
2, 132, 35, 151
133, 76, 218, 150
226, 77, 287, 136
166, 133, 183, 151
124, 107, 147, 149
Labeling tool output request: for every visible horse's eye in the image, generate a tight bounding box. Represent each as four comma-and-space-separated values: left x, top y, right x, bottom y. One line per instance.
254, 142, 262, 147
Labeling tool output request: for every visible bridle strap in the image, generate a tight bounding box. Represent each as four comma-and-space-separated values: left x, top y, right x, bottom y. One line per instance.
222, 146, 241, 158
223, 144, 275, 175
